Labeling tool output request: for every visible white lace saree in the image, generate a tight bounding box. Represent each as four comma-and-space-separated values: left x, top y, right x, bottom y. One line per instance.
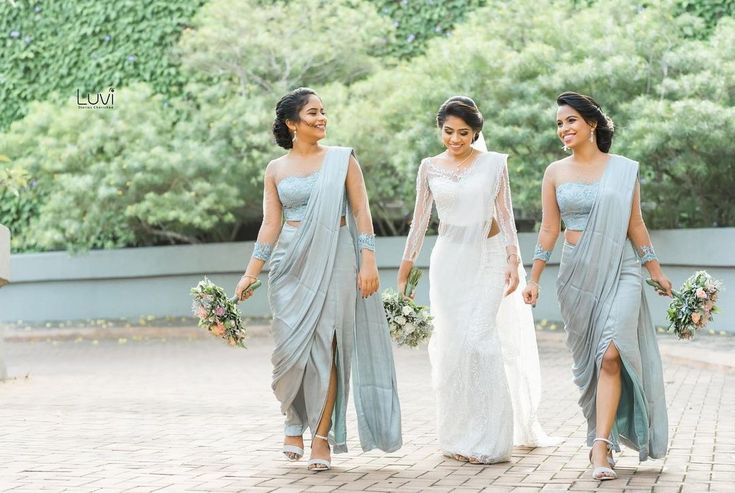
403, 149, 558, 463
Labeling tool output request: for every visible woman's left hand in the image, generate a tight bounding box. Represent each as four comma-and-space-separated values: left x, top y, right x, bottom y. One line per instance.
358, 261, 380, 298
504, 264, 519, 296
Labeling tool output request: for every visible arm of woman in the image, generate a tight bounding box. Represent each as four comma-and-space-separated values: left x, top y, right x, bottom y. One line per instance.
346, 154, 379, 298
523, 164, 561, 305
628, 179, 672, 296
235, 162, 283, 300
495, 158, 521, 296
397, 160, 433, 298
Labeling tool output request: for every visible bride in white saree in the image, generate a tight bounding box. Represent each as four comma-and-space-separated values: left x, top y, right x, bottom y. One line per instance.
397, 96, 559, 463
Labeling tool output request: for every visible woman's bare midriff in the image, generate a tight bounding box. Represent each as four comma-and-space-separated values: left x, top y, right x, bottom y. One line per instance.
564, 229, 583, 246
487, 219, 500, 238
286, 216, 347, 228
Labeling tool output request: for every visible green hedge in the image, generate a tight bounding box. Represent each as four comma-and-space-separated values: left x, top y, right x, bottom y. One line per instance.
1, 0, 733, 252
0, 0, 206, 130
373, 0, 488, 59
677, 0, 735, 34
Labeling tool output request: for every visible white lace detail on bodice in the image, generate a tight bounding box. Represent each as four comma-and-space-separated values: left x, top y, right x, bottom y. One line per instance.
402, 152, 519, 261
404, 150, 561, 460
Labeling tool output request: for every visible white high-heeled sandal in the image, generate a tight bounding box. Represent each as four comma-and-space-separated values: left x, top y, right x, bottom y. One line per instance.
589, 438, 617, 480
282, 443, 304, 462
307, 434, 331, 471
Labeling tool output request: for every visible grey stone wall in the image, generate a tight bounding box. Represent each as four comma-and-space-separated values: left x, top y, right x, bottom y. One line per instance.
1, 228, 732, 333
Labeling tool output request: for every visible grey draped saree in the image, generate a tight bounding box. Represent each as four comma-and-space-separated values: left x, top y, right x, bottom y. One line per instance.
557, 155, 668, 461
267, 146, 402, 454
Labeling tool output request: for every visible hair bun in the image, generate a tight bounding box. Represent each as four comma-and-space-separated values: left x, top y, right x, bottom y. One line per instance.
272, 87, 318, 150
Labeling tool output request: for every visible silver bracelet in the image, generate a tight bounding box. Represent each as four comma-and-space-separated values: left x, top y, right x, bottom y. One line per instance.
358, 233, 376, 252
252, 242, 273, 262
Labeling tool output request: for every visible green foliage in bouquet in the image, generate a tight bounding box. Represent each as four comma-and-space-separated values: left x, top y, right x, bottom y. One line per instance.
647, 271, 723, 340
382, 267, 433, 347
190, 277, 260, 348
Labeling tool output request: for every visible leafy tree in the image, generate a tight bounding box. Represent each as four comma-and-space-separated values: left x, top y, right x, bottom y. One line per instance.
372, 0, 488, 59
0, 85, 271, 251
0, 156, 28, 195
328, 0, 735, 231
620, 19, 735, 227
177, 0, 393, 94
676, 0, 735, 34
2, 0, 732, 252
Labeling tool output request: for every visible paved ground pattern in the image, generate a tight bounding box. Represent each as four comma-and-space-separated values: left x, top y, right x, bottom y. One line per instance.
1, 326, 733, 493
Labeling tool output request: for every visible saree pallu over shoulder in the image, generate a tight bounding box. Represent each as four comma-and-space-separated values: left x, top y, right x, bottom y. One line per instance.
268, 146, 402, 454
556, 154, 668, 461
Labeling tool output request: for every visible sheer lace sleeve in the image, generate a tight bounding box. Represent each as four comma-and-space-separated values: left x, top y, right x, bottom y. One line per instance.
627, 178, 658, 264
251, 163, 283, 261
495, 157, 519, 257
345, 153, 377, 251
402, 159, 433, 262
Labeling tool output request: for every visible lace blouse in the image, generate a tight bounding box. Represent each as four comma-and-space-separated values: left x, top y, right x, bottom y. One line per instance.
276, 169, 347, 222
402, 152, 519, 262
555, 181, 599, 231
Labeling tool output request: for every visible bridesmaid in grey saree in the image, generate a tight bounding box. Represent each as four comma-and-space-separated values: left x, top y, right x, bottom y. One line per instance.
235, 88, 402, 471
523, 92, 673, 481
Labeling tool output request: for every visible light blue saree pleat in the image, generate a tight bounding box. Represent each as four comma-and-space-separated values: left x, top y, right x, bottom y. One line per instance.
268, 146, 402, 454
556, 155, 668, 461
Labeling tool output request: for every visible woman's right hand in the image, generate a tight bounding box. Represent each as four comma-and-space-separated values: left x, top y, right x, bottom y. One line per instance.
522, 283, 539, 306
397, 276, 413, 300
235, 275, 259, 301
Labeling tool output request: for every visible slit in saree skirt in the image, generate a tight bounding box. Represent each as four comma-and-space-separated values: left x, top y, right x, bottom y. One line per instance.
590, 245, 652, 459
285, 226, 355, 452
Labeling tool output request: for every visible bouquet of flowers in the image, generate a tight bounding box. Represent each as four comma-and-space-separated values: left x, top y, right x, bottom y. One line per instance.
382, 267, 433, 347
190, 277, 261, 347
647, 271, 723, 340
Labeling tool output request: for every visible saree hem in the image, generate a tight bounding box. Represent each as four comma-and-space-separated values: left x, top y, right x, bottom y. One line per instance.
558, 155, 668, 463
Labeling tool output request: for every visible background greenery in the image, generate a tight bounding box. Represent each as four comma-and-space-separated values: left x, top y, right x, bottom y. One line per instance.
1, 0, 733, 252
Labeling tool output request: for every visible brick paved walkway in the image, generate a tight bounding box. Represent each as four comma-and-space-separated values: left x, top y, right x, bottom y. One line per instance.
0, 327, 733, 492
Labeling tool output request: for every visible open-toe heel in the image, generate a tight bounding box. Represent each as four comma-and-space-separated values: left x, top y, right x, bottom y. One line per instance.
589, 438, 617, 480
282, 443, 304, 462
307, 434, 331, 472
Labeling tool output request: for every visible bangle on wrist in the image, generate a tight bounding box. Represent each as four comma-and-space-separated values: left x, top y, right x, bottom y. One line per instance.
507, 253, 520, 264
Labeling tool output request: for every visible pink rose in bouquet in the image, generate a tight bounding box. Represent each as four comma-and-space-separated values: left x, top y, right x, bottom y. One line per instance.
190, 277, 261, 348
647, 271, 723, 340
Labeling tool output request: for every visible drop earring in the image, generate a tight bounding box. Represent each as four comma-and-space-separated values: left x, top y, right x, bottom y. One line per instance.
589, 128, 595, 143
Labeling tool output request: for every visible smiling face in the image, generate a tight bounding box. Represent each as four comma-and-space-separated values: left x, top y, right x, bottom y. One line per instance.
288, 94, 327, 143
441, 115, 476, 157
556, 104, 596, 150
